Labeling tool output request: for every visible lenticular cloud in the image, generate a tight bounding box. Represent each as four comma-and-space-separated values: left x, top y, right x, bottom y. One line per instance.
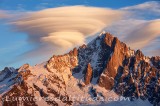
9, 6, 124, 55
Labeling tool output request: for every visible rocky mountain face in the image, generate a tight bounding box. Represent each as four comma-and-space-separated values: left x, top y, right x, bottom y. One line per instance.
0, 32, 159, 106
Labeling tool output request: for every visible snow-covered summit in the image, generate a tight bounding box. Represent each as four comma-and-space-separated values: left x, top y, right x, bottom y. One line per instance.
0, 32, 159, 106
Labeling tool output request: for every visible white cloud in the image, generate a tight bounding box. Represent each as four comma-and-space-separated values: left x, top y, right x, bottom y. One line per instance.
106, 19, 160, 51
142, 38, 160, 56
121, 1, 160, 19
105, 19, 147, 40
8, 6, 124, 57
122, 1, 160, 11
105, 1, 160, 56
1, 1, 160, 67
123, 20, 160, 49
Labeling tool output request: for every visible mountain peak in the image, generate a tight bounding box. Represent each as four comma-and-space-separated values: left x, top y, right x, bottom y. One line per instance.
104, 33, 115, 48
0, 32, 159, 106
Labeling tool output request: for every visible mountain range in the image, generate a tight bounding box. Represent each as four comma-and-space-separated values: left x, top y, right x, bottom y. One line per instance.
0, 32, 159, 106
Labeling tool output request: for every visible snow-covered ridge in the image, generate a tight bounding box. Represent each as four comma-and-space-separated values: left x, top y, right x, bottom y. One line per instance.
0, 32, 159, 106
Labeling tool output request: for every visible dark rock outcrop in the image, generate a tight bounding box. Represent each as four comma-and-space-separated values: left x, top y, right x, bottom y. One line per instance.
84, 63, 93, 85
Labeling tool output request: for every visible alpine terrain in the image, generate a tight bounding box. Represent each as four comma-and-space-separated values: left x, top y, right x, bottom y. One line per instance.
0, 32, 159, 106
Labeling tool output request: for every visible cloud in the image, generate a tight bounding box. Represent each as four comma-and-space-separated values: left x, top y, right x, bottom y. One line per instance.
142, 38, 160, 56
105, 19, 160, 55
105, 1, 160, 56
122, 1, 160, 11
121, 1, 160, 19
106, 19, 160, 51
8, 6, 124, 58
1, 1, 160, 68
0, 10, 10, 19
123, 20, 160, 49
41, 31, 85, 49
105, 19, 147, 40
119, 1, 160, 55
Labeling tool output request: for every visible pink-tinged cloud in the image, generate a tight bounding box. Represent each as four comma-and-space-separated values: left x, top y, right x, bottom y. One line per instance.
0, 10, 10, 19
1, 2, 160, 67
124, 20, 160, 49
9, 6, 124, 57
106, 19, 160, 56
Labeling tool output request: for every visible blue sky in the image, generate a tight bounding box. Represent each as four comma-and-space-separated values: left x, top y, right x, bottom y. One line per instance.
0, 0, 150, 10
0, 0, 160, 70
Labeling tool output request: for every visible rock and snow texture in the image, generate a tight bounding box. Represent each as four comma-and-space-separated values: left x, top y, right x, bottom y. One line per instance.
0, 32, 159, 106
